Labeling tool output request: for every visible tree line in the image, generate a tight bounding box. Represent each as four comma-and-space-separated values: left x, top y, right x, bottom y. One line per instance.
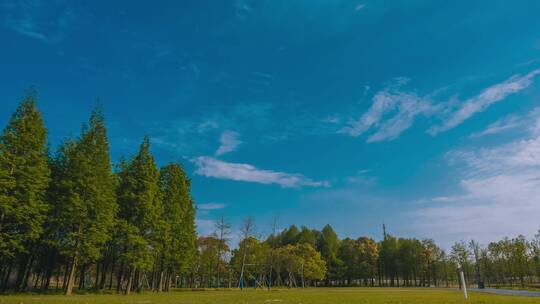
2, 93, 540, 294
189, 222, 540, 290
0, 93, 196, 295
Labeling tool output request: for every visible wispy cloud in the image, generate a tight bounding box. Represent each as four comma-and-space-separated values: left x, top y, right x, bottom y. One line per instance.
341, 80, 437, 142
344, 169, 377, 186
367, 92, 435, 143
6, 15, 47, 41
469, 115, 520, 138
198, 203, 227, 210
470, 107, 540, 138
193, 156, 328, 188
149, 103, 272, 156
215, 130, 242, 156
429, 69, 540, 135
355, 4, 366, 11
410, 111, 540, 245
340, 69, 540, 143
2, 1, 76, 43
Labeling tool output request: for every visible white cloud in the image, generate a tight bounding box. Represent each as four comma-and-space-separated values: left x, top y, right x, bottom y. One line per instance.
469, 115, 520, 138
341, 83, 436, 142
410, 112, 540, 246
215, 130, 242, 156
355, 4, 366, 11
367, 93, 436, 142
2, 1, 76, 43
429, 69, 540, 135
7, 16, 47, 41
198, 203, 226, 210
470, 107, 540, 138
148, 102, 273, 156
341, 69, 540, 143
193, 156, 328, 188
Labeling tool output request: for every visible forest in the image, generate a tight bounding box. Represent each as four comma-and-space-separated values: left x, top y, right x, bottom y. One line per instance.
1, 93, 540, 295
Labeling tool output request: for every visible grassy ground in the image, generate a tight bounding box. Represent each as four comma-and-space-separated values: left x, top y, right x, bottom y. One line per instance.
1, 288, 539, 304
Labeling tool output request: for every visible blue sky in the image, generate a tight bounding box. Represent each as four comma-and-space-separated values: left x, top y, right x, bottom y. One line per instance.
2, 0, 540, 247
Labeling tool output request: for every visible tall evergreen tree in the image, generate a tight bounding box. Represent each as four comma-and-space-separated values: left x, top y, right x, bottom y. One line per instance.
0, 140, 15, 259
31, 144, 73, 293
57, 108, 117, 295
160, 163, 197, 291
0, 93, 50, 290
117, 137, 162, 294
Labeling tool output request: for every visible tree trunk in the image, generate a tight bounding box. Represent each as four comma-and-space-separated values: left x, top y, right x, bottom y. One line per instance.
116, 269, 122, 294
125, 268, 133, 295
65, 254, 78, 296
19, 255, 34, 291
109, 258, 116, 290
1, 260, 13, 292
42, 263, 53, 291
94, 262, 100, 290
158, 270, 164, 292
33, 271, 41, 289
99, 261, 108, 289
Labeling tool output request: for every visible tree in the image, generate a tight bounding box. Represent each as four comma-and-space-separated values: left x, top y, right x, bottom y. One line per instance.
277, 243, 326, 287
117, 137, 162, 294
357, 237, 378, 286
531, 229, 540, 283
469, 240, 482, 287
196, 236, 229, 287
509, 235, 529, 288
397, 238, 423, 286
421, 239, 443, 287
281, 225, 300, 246
293, 243, 326, 283
451, 241, 471, 288
236, 217, 256, 289
0, 136, 15, 260
317, 224, 340, 285
0, 93, 50, 291
297, 226, 317, 247
231, 235, 269, 289
160, 163, 196, 291
214, 216, 231, 288
56, 108, 117, 295
337, 238, 358, 285
379, 235, 399, 286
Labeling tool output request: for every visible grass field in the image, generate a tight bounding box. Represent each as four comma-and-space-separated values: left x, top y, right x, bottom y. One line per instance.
1, 288, 539, 304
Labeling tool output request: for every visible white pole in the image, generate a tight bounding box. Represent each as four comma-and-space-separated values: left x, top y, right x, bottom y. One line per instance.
457, 262, 468, 300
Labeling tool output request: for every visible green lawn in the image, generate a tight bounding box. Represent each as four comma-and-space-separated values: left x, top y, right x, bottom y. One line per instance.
1, 288, 538, 304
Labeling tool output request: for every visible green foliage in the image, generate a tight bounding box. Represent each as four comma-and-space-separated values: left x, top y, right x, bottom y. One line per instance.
54, 108, 118, 264
160, 163, 197, 273
0, 93, 50, 258
281, 225, 300, 245
117, 137, 162, 272
115, 219, 154, 271
338, 237, 379, 284
297, 226, 318, 247
277, 243, 326, 281
0, 97, 198, 293
195, 235, 230, 286
231, 237, 269, 280
317, 224, 341, 282
3, 92, 540, 294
